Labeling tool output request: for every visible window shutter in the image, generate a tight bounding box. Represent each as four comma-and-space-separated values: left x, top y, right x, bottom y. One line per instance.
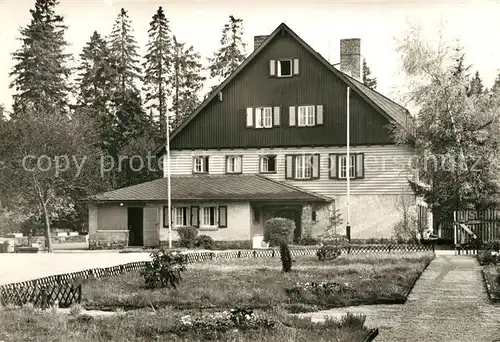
355, 153, 364, 179
272, 106, 280, 126
293, 59, 299, 75
269, 60, 276, 76
289, 106, 296, 126
191, 206, 199, 228
312, 154, 320, 179
246, 107, 253, 127
285, 155, 294, 179
316, 105, 324, 125
218, 206, 227, 228
329, 154, 338, 179
205, 156, 210, 173
164, 206, 169, 228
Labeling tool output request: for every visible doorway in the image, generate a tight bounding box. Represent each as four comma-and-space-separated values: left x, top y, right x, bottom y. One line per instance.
127, 207, 144, 246
273, 208, 302, 242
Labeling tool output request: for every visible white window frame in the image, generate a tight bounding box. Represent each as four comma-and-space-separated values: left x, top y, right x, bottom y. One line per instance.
277, 59, 293, 77
193, 156, 208, 173
226, 155, 242, 173
174, 207, 189, 227
260, 155, 277, 173
298, 105, 315, 126
255, 107, 273, 128
339, 155, 356, 179
294, 155, 313, 179
201, 206, 218, 227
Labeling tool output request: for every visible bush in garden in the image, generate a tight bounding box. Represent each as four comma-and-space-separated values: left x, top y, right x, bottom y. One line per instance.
195, 234, 214, 250
141, 249, 187, 289
280, 241, 292, 273
263, 217, 295, 246
317, 245, 342, 261
298, 236, 319, 245
177, 226, 198, 248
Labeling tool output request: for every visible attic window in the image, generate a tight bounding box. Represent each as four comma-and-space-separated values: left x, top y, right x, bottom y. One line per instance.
277, 59, 292, 77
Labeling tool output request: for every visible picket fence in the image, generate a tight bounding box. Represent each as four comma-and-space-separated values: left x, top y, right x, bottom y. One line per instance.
0, 244, 433, 308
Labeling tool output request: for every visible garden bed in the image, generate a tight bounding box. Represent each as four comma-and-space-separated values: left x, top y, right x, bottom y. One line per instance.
482, 265, 500, 303
82, 252, 434, 313
0, 306, 376, 342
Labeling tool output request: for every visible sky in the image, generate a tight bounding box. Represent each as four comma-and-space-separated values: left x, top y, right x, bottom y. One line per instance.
1, 0, 500, 115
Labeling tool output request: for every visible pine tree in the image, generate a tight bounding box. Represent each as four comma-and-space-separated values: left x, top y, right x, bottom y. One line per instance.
469, 71, 484, 96
208, 15, 246, 84
143, 6, 172, 138
109, 8, 142, 94
362, 58, 377, 89
491, 72, 500, 94
9, 0, 71, 119
171, 36, 206, 129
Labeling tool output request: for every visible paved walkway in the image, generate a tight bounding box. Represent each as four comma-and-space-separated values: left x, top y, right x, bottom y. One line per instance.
300, 255, 500, 341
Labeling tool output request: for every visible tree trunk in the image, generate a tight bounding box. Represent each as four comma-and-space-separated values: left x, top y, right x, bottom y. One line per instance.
42, 201, 53, 253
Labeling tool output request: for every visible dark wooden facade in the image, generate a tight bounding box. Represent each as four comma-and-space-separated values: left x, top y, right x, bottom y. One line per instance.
171, 30, 394, 150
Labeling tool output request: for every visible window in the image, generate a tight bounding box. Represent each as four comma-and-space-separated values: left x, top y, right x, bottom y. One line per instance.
253, 207, 260, 223
269, 59, 299, 77
339, 155, 356, 179
289, 105, 323, 127
246, 106, 280, 129
255, 107, 273, 128
202, 206, 217, 227
193, 156, 209, 173
226, 155, 242, 173
259, 155, 277, 173
311, 211, 317, 221
277, 59, 292, 77
298, 105, 315, 126
285, 154, 320, 180
328, 153, 364, 179
174, 207, 189, 226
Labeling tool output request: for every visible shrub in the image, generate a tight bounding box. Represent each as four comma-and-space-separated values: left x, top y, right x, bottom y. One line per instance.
279, 241, 292, 272
264, 217, 295, 246
298, 237, 319, 245
177, 226, 198, 248
212, 240, 252, 250
140, 249, 187, 289
317, 245, 342, 261
195, 235, 214, 250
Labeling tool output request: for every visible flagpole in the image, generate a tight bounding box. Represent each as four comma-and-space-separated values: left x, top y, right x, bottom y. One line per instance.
166, 115, 172, 249
346, 86, 351, 242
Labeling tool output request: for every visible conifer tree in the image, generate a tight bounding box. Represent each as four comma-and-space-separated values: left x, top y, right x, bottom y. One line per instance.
9, 0, 71, 119
171, 36, 206, 129
109, 8, 142, 94
491, 72, 500, 94
143, 6, 172, 138
208, 15, 246, 85
362, 58, 377, 89
469, 71, 484, 96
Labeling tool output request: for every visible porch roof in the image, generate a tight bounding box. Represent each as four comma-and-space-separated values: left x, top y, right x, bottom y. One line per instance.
91, 174, 332, 203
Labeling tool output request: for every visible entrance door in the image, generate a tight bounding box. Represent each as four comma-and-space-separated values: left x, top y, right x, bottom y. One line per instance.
143, 207, 159, 247
274, 209, 302, 242
127, 207, 144, 246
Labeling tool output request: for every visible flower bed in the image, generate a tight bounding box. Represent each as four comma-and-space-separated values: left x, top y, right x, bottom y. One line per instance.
482, 265, 500, 303
0, 306, 374, 341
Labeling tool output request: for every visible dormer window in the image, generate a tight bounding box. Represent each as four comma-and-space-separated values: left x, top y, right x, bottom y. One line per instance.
193, 156, 209, 173
277, 59, 292, 77
269, 59, 300, 77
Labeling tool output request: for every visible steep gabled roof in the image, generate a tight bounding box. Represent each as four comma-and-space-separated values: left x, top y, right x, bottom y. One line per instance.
91, 174, 331, 202
154, 22, 412, 155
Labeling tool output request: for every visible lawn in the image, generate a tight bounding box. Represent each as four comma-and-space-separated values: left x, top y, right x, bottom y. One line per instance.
82, 252, 434, 312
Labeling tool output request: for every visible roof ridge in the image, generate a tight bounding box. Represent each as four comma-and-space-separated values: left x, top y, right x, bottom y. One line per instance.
253, 174, 333, 201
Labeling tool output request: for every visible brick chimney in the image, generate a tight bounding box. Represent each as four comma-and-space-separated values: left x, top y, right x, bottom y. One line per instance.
254, 35, 268, 51
340, 38, 362, 81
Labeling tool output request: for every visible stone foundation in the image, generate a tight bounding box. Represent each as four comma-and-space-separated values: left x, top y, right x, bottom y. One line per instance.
14, 235, 88, 247
89, 230, 129, 250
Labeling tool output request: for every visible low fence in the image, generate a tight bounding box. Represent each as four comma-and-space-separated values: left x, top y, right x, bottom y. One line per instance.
0, 244, 434, 308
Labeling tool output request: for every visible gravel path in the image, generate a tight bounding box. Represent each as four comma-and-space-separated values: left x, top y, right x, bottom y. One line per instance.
300, 255, 500, 341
